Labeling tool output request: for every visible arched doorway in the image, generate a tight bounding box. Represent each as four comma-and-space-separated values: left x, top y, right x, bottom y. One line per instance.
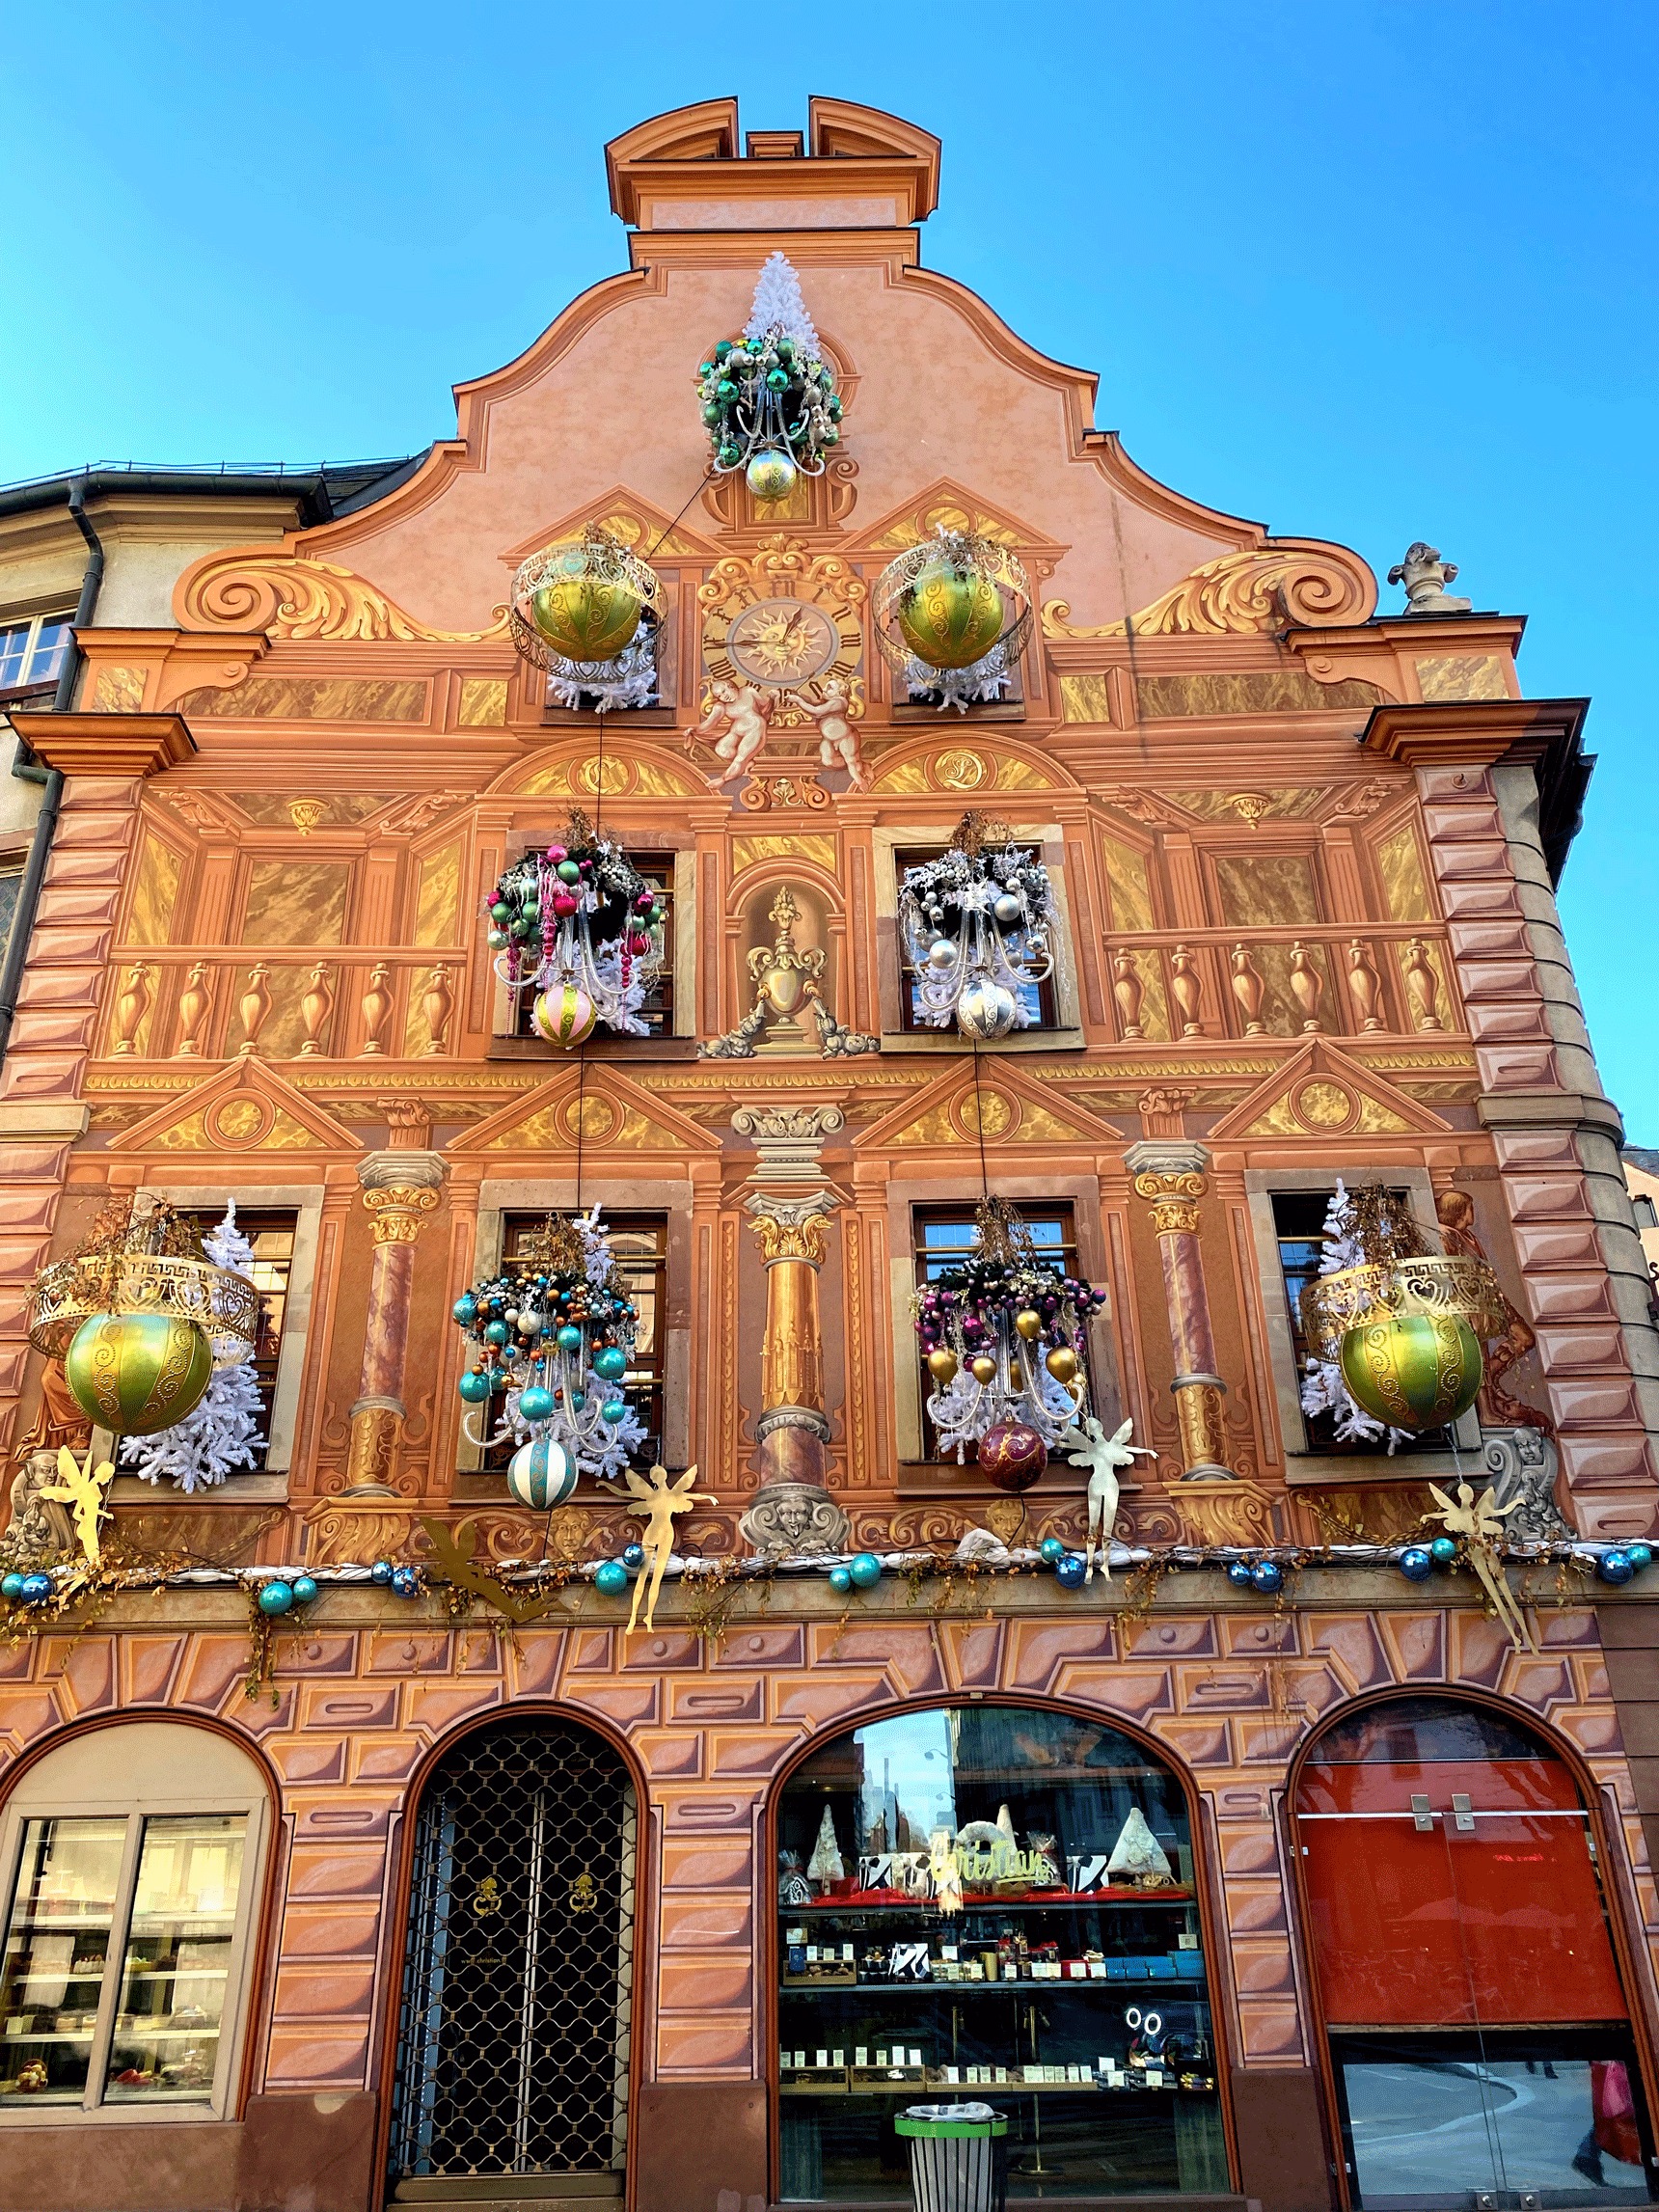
389, 1716, 637, 2195
771, 1699, 1228, 2201
1293, 1692, 1657, 2208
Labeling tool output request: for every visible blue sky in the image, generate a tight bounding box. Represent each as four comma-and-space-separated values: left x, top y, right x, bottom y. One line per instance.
3, 4, 1653, 1131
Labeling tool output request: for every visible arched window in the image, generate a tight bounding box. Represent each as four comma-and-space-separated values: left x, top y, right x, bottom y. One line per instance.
1294, 1693, 1656, 2206
774, 1701, 1225, 2201
0, 1720, 270, 2120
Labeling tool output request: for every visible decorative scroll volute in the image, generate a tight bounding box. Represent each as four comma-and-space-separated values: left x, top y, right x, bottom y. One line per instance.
176, 549, 508, 643
1042, 541, 1375, 639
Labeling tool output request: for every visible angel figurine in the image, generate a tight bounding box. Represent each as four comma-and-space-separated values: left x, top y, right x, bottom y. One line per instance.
1425, 1480, 1536, 1652
797, 680, 869, 790
687, 680, 774, 790
39, 1446, 116, 1570
1059, 1418, 1157, 1582
616, 1461, 716, 1634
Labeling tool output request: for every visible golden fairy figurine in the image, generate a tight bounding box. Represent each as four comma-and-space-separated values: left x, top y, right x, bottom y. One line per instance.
1425, 1480, 1536, 1652
617, 1462, 715, 1634
39, 1446, 116, 1570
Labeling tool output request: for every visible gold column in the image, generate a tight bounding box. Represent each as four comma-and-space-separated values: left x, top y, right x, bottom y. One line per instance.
346, 1150, 447, 1488
746, 1190, 837, 1484
1124, 1139, 1233, 1481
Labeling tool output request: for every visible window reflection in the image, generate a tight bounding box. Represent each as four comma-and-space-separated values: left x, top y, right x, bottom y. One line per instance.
0, 1819, 123, 2104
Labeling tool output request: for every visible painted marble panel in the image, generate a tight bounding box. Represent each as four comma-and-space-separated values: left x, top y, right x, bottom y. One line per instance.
240, 861, 350, 948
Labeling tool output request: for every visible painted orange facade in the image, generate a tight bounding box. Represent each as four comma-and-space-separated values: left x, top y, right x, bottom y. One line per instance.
0, 96, 1657, 2212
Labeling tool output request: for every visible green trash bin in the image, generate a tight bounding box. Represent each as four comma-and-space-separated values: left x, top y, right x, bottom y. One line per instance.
895, 2103, 1009, 2212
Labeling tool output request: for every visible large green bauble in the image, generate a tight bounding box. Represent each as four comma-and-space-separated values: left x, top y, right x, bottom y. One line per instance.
896, 560, 1004, 670
65, 1312, 212, 1436
530, 548, 642, 663
1339, 1313, 1483, 1433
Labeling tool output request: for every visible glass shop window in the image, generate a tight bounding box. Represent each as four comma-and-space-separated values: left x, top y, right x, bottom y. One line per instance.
490, 1210, 667, 1469
911, 1205, 1082, 1461
893, 847, 1057, 1034
1270, 1188, 1444, 1456
0, 614, 72, 699
0, 1811, 251, 2114
182, 1209, 296, 1469
774, 1703, 1227, 2201
512, 851, 675, 1041
1294, 1694, 1656, 2209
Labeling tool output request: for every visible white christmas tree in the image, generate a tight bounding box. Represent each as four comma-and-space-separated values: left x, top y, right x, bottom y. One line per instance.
120, 1203, 267, 1493
744, 252, 821, 360
807, 1803, 845, 1888
1298, 1182, 1409, 1453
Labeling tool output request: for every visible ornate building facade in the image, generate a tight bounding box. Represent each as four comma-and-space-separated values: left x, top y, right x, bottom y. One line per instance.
0, 97, 1655, 2212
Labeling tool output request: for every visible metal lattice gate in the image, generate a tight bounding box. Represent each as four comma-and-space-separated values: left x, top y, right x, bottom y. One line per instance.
390, 1718, 636, 2180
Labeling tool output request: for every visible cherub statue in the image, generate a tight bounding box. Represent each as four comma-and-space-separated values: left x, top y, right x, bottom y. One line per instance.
38, 1447, 116, 1570
615, 1461, 716, 1634
797, 680, 869, 790
1059, 1417, 1157, 1582
687, 680, 775, 789
1, 1448, 75, 1566
1426, 1480, 1536, 1652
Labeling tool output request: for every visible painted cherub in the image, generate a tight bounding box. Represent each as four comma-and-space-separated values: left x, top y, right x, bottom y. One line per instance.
1059, 1418, 1158, 1582
1426, 1480, 1536, 1652
687, 681, 774, 789
617, 1462, 716, 1634
39, 1446, 116, 1570
797, 680, 869, 790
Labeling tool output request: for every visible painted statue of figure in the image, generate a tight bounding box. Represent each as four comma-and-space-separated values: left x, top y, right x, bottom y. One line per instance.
798, 680, 869, 790
617, 1461, 716, 1634
688, 680, 774, 789
1059, 1417, 1157, 1582
1, 1448, 75, 1565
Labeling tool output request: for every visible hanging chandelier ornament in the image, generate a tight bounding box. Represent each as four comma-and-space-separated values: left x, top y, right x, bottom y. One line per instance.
696, 253, 842, 501
26, 1195, 259, 1438
452, 1206, 645, 1490
897, 813, 1057, 1041
872, 527, 1033, 711
1299, 1184, 1506, 1434
507, 524, 663, 705
485, 807, 665, 1048
913, 1197, 1105, 1472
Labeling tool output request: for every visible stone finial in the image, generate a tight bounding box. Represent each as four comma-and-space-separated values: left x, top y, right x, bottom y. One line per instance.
1387, 542, 1472, 616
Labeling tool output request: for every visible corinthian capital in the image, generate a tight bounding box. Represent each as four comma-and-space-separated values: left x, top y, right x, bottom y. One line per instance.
358, 1148, 448, 1244
745, 1188, 839, 1267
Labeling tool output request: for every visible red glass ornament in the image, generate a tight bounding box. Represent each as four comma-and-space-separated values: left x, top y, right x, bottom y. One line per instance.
976, 1421, 1047, 1492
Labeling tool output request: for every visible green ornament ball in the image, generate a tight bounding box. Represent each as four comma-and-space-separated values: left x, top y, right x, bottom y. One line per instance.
65, 1311, 213, 1437
1338, 1313, 1484, 1432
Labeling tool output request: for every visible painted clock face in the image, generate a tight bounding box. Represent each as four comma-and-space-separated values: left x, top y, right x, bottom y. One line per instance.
723, 597, 840, 690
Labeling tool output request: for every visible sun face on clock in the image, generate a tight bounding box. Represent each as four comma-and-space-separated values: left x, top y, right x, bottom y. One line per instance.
724, 597, 840, 689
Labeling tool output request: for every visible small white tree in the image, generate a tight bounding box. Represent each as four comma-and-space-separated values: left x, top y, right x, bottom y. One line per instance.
1298, 1181, 1409, 1453
120, 1204, 267, 1493
745, 252, 821, 360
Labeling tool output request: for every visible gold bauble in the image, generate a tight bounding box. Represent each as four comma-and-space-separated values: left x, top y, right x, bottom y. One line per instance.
64, 1312, 212, 1437
927, 1349, 960, 1384
970, 1354, 998, 1385
1045, 1347, 1078, 1385
746, 447, 798, 502
530, 546, 643, 663
1339, 1314, 1484, 1434
896, 560, 1005, 670
1015, 1310, 1042, 1341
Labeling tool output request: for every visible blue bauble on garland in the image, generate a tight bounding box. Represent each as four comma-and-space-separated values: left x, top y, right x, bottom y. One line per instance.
593, 1345, 629, 1382
622, 1543, 645, 1570
258, 1580, 294, 1616
19, 1573, 51, 1606
1054, 1552, 1087, 1590
1628, 1543, 1653, 1572
1598, 1548, 1635, 1586
1250, 1561, 1284, 1595
458, 1370, 492, 1405
0, 1572, 23, 1601
595, 1560, 629, 1596
370, 1559, 394, 1586
291, 1574, 317, 1605
391, 1566, 420, 1598
1399, 1547, 1434, 1582
1039, 1536, 1066, 1566
848, 1553, 883, 1589
829, 1566, 853, 1595
518, 1384, 557, 1423
1430, 1537, 1457, 1566
1226, 1561, 1254, 1588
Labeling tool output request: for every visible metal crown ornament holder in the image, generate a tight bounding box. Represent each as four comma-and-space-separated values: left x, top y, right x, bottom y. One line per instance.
452, 1208, 644, 1492
1299, 1185, 1506, 1434
915, 1196, 1105, 1469
507, 524, 663, 713
486, 808, 666, 1047
872, 527, 1033, 711
898, 813, 1057, 1041
697, 252, 842, 503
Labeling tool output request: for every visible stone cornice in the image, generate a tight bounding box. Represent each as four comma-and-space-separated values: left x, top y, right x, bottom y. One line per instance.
11, 711, 196, 778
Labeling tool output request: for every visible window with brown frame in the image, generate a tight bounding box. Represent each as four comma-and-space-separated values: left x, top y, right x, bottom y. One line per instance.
911, 1202, 1082, 1458
486, 1211, 668, 1469
893, 846, 1057, 1033
180, 1210, 295, 1470
511, 853, 675, 1041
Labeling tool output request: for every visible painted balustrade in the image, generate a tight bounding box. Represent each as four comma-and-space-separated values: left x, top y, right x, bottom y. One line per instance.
1103, 922, 1458, 1044
95, 950, 468, 1061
